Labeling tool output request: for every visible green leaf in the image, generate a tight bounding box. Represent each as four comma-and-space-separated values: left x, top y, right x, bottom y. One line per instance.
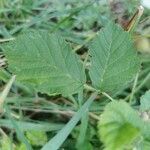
26, 131, 47, 146
2, 31, 86, 96
0, 136, 12, 150
140, 90, 150, 111
98, 101, 142, 150
89, 22, 140, 94
41, 92, 97, 150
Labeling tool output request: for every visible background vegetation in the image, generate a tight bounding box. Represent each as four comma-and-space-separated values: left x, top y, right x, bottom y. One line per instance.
0, 0, 149, 149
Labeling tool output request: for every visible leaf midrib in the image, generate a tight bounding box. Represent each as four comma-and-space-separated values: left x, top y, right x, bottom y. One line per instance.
99, 28, 113, 88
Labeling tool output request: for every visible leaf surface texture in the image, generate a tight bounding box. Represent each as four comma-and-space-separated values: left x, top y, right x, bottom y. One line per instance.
89, 22, 140, 93
2, 31, 86, 96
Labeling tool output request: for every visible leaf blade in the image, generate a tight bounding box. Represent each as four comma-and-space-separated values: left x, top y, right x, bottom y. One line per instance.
89, 22, 140, 94
2, 31, 86, 96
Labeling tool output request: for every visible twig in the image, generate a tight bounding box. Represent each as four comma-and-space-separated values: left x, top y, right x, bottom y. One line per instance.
101, 92, 115, 101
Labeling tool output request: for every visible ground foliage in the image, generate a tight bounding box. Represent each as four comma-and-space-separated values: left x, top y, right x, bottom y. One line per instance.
0, 0, 150, 150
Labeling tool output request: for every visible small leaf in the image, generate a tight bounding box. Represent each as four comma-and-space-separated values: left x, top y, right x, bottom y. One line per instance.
140, 90, 150, 111
89, 22, 140, 94
26, 131, 47, 146
98, 101, 142, 150
2, 31, 86, 96
0, 136, 12, 150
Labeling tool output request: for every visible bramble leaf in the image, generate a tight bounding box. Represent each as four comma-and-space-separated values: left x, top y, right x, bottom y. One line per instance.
98, 101, 142, 150
89, 22, 140, 94
2, 31, 86, 96
140, 90, 150, 111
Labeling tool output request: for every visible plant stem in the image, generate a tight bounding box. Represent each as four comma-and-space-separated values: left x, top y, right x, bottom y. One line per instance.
124, 72, 150, 101
101, 92, 115, 101
136, 73, 150, 92
84, 84, 98, 92
68, 95, 78, 108
89, 112, 100, 121
78, 90, 83, 107
0, 38, 15, 43
84, 84, 115, 101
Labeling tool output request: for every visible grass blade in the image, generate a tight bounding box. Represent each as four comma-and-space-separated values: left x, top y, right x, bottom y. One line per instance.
4, 105, 33, 150
41, 92, 98, 150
